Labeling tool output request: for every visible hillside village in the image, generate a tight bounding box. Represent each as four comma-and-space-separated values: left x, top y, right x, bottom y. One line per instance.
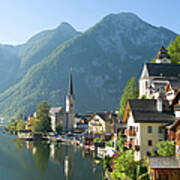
5, 44, 180, 179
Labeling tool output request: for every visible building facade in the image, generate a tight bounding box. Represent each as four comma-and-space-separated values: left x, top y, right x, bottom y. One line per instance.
123, 99, 175, 161
88, 112, 118, 135
139, 46, 180, 98
49, 107, 65, 132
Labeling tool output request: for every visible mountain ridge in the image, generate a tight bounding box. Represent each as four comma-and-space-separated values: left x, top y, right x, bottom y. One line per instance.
0, 12, 177, 119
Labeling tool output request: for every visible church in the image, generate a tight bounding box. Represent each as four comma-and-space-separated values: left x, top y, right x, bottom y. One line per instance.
49, 70, 75, 132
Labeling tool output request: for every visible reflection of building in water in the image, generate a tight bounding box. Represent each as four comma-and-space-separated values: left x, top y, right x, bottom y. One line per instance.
49, 143, 64, 165
63, 145, 74, 180
32, 146, 37, 155
64, 156, 69, 177
26, 141, 33, 150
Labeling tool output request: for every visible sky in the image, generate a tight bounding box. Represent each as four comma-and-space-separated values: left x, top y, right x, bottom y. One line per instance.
0, 0, 180, 45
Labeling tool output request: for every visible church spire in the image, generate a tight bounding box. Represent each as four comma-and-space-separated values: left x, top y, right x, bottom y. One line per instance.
155, 45, 171, 64
68, 69, 74, 97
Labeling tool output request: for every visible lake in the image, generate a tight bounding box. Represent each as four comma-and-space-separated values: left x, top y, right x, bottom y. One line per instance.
0, 132, 104, 180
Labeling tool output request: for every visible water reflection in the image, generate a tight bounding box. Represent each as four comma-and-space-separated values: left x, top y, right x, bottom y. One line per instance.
32, 142, 50, 171
0, 135, 104, 180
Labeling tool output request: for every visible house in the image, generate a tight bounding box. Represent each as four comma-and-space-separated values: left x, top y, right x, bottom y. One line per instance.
25, 116, 34, 130
122, 97, 175, 161
166, 80, 180, 104
139, 46, 180, 98
49, 107, 65, 132
88, 112, 118, 135
167, 91, 180, 155
149, 156, 180, 180
74, 113, 91, 130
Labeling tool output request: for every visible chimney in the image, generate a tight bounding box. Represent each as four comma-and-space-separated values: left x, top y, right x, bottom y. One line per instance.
157, 92, 163, 112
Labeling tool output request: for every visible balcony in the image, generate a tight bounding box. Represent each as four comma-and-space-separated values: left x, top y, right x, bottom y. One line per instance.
125, 129, 136, 137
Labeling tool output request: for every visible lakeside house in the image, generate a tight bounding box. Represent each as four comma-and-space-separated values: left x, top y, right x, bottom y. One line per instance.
168, 91, 180, 155
25, 116, 34, 130
122, 98, 175, 161
88, 112, 118, 135
149, 156, 180, 180
120, 45, 180, 179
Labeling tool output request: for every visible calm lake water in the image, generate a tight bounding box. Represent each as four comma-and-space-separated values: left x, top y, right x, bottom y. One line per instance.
0, 132, 104, 180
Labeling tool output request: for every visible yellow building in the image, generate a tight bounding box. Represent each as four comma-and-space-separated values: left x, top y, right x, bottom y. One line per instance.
25, 116, 34, 130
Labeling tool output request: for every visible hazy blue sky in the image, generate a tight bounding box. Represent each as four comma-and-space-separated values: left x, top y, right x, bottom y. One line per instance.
0, 0, 179, 45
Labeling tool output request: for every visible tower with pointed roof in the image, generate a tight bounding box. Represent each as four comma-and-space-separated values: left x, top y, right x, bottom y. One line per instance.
65, 69, 75, 131
155, 46, 171, 64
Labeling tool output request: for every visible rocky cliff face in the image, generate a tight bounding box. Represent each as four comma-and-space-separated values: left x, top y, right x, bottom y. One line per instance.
0, 12, 177, 119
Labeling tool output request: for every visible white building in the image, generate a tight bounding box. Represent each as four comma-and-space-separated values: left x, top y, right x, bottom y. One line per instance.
139, 46, 180, 99
49, 107, 65, 132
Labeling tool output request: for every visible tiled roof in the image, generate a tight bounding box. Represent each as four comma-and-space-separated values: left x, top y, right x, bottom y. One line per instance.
149, 156, 180, 169
169, 79, 180, 90
128, 99, 175, 123
146, 63, 180, 77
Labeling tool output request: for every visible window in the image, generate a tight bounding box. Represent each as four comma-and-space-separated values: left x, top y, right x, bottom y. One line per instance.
148, 140, 152, 146
158, 127, 163, 133
145, 81, 148, 89
148, 126, 152, 133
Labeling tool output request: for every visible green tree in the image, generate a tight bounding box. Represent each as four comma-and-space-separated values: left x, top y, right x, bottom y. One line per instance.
156, 140, 175, 156
33, 101, 51, 132
6, 120, 17, 132
168, 35, 180, 64
93, 137, 103, 143
33, 141, 50, 171
111, 150, 136, 180
119, 77, 139, 117
116, 132, 126, 152
150, 57, 156, 63
106, 140, 114, 147
16, 119, 25, 131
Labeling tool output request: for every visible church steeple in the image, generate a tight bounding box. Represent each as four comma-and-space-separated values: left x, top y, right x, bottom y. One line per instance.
68, 69, 74, 97
65, 69, 75, 131
155, 45, 171, 64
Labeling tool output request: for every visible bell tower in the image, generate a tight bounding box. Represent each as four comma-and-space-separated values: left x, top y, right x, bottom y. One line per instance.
65, 69, 75, 131
155, 45, 171, 64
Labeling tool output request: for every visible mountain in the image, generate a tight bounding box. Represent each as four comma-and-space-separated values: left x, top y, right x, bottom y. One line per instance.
0, 45, 20, 93
0, 12, 177, 119
0, 23, 79, 94
17, 22, 80, 79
